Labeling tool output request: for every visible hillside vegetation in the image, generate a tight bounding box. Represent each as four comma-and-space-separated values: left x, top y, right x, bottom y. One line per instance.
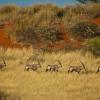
0, 3, 100, 52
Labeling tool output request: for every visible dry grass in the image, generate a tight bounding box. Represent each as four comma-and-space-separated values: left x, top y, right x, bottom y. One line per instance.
0, 48, 100, 100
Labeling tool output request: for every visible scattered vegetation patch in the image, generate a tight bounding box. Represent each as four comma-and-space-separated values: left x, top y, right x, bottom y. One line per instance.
0, 91, 21, 100
0, 3, 100, 51
70, 21, 98, 38
85, 36, 100, 55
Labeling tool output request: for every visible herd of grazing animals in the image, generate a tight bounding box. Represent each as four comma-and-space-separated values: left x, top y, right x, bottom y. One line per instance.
0, 57, 100, 74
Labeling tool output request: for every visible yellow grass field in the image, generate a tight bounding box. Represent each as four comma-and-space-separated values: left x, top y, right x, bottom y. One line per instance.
0, 48, 100, 100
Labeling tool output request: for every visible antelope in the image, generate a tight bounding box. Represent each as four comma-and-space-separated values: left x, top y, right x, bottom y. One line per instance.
96, 66, 100, 73
24, 60, 42, 71
0, 58, 6, 70
68, 62, 87, 73
45, 60, 62, 72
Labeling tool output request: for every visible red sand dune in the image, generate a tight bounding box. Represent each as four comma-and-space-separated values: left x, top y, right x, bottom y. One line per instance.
90, 17, 100, 26
0, 22, 23, 49
0, 30, 12, 47
0, 29, 23, 48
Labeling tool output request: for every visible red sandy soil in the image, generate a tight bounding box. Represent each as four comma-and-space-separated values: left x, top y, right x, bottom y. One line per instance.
0, 29, 23, 48
91, 17, 100, 26
0, 22, 23, 48
0, 29, 12, 47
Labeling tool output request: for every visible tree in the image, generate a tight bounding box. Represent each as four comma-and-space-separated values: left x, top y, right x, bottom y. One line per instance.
76, 0, 100, 4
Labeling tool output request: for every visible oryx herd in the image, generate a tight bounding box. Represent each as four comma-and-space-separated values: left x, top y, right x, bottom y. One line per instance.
0, 57, 100, 74
24, 60, 89, 73
24, 57, 100, 74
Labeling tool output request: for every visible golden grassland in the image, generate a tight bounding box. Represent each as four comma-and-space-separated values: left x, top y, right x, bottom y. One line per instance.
0, 48, 100, 100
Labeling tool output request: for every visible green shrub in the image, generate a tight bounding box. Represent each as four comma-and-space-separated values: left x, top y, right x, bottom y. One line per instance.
70, 21, 98, 38
33, 25, 61, 43
85, 37, 100, 53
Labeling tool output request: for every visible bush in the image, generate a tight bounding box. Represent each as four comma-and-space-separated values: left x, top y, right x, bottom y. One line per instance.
0, 5, 19, 14
7, 15, 60, 44
0, 5, 19, 23
70, 21, 98, 38
6, 4, 62, 44
4, 3, 100, 50
88, 4, 100, 18
34, 25, 61, 43
85, 37, 100, 54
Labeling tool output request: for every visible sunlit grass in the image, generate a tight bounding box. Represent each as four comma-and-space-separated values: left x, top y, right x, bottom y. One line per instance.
0, 48, 100, 100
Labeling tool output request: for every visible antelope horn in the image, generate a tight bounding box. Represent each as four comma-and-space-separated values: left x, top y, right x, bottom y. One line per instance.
58, 60, 62, 67
80, 61, 86, 71
38, 60, 42, 67
2, 58, 6, 66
